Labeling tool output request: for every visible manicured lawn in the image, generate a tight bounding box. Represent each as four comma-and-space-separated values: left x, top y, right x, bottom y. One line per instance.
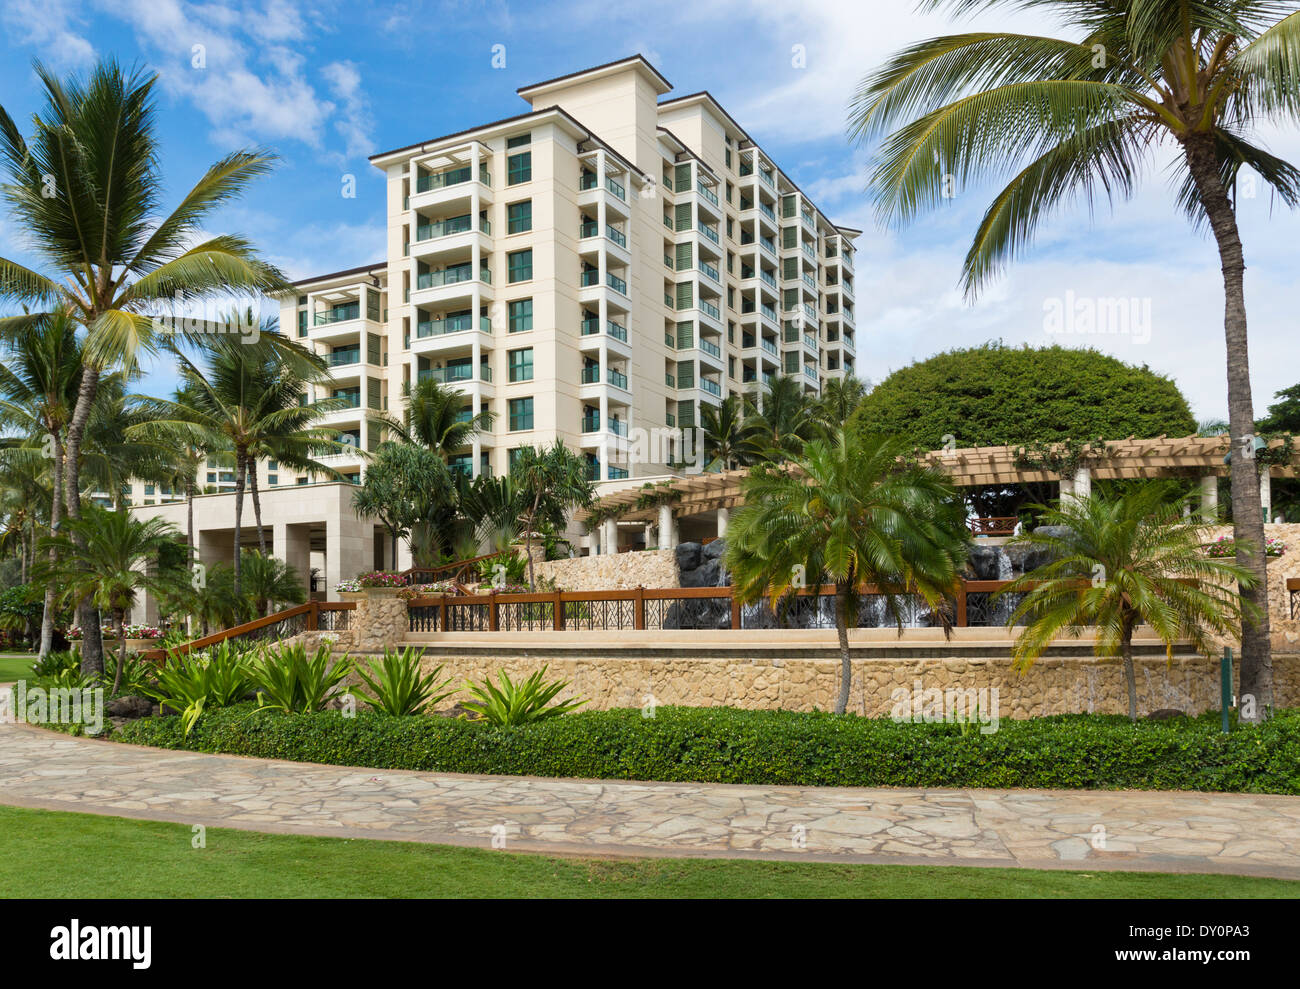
0, 655, 35, 681
0, 804, 1294, 898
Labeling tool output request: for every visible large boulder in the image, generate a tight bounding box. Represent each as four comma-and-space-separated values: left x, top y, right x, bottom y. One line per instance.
105, 695, 153, 719
702, 538, 727, 561
675, 542, 702, 571
680, 560, 720, 588
966, 545, 1003, 581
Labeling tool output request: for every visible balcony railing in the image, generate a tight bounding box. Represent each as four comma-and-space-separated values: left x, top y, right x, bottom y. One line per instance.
416, 213, 489, 242
416, 314, 492, 339
580, 317, 628, 342
314, 305, 360, 325
697, 181, 719, 206
700, 224, 720, 245
759, 202, 776, 222
801, 241, 817, 262
416, 163, 490, 193
804, 364, 819, 381
416, 265, 491, 290
700, 338, 721, 358
760, 270, 777, 289
699, 260, 720, 282
582, 171, 626, 201
328, 350, 360, 367
419, 364, 491, 385
581, 414, 601, 433
804, 333, 818, 350
700, 377, 722, 397
699, 299, 721, 320
761, 338, 778, 357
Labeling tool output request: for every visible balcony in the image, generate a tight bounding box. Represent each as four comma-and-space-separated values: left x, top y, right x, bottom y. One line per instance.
581, 365, 629, 391
416, 162, 490, 194
416, 213, 490, 243
700, 338, 721, 359
803, 364, 819, 381
410, 161, 493, 212
581, 414, 629, 437
411, 263, 493, 308
410, 212, 492, 262
579, 267, 629, 300
761, 337, 779, 358
698, 260, 720, 283
314, 304, 360, 326
578, 170, 630, 218
580, 317, 629, 342
419, 364, 492, 386
416, 313, 492, 339
696, 181, 719, 207
699, 224, 720, 246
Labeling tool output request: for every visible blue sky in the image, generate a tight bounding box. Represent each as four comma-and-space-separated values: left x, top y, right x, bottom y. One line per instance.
3, 0, 1298, 423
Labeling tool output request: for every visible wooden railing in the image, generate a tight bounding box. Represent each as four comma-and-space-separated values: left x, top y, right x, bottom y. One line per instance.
397, 549, 513, 586
405, 581, 1038, 633
139, 600, 357, 662
1289, 578, 1300, 621
969, 517, 1019, 537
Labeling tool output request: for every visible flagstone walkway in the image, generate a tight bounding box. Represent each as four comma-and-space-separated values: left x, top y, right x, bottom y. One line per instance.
1, 718, 1298, 879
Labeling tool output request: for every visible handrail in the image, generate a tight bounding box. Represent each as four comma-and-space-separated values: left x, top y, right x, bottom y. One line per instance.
139, 600, 357, 662
397, 548, 512, 585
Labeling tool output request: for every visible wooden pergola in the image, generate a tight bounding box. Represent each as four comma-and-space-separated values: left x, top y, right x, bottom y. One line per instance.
579, 434, 1299, 525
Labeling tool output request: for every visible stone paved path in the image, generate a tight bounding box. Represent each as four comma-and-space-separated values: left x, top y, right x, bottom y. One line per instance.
2, 719, 1299, 878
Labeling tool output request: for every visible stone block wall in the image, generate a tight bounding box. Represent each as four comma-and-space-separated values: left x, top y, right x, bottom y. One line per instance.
534, 549, 679, 591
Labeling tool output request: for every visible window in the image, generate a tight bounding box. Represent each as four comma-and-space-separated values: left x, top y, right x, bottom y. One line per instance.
297, 310, 307, 337
296, 477, 308, 485
508, 397, 534, 431
507, 152, 531, 185
144, 484, 155, 495
508, 448, 525, 472
507, 133, 531, 148
508, 348, 534, 382
268, 460, 279, 471
507, 200, 532, 234
508, 298, 533, 332
268, 474, 278, 486
507, 249, 533, 283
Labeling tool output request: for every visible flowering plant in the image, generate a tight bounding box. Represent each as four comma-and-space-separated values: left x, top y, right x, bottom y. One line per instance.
355, 571, 407, 588
1205, 535, 1285, 558
335, 578, 363, 592
64, 624, 118, 640
123, 624, 163, 639
397, 581, 458, 600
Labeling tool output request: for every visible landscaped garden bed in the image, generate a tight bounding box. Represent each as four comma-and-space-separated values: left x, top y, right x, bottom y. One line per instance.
112, 704, 1300, 795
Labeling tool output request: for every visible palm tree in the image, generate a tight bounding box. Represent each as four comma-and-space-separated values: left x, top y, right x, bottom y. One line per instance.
0, 59, 287, 675
813, 375, 870, 433
80, 375, 175, 512
146, 333, 344, 595
725, 430, 971, 714
1001, 487, 1256, 721
510, 440, 594, 589
373, 375, 494, 460
848, 0, 1299, 720
740, 374, 819, 462
351, 441, 455, 568
239, 549, 307, 618
700, 395, 754, 472
39, 506, 183, 695
0, 309, 79, 655
461, 474, 525, 554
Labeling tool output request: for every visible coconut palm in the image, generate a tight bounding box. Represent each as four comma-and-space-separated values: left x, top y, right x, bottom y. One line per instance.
725, 430, 971, 714
510, 440, 594, 589
0, 59, 287, 674
38, 505, 184, 695
0, 309, 79, 655
239, 549, 307, 618
372, 375, 494, 461
80, 375, 175, 511
1000, 486, 1256, 721
144, 333, 345, 595
700, 395, 754, 472
813, 375, 870, 433
848, 0, 1300, 719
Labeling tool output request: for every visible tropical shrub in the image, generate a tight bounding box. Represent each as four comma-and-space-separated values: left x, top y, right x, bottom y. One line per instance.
250, 642, 352, 714
396, 581, 457, 600
102, 651, 156, 697
351, 646, 457, 716
461, 666, 586, 726
141, 644, 257, 735
31, 649, 80, 679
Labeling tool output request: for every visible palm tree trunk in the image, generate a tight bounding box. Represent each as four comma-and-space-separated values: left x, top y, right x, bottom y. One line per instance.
64, 365, 103, 676
39, 436, 65, 658
249, 458, 267, 555
232, 447, 248, 599
1120, 615, 1138, 722
111, 608, 126, 697
1184, 134, 1273, 722
834, 584, 852, 715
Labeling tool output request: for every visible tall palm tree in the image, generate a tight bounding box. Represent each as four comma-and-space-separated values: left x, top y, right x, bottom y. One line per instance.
849, 0, 1299, 720
700, 395, 754, 472
372, 375, 494, 460
80, 374, 174, 512
0, 59, 287, 674
145, 334, 344, 596
813, 375, 870, 433
0, 309, 79, 655
740, 374, 819, 462
725, 430, 971, 714
1001, 486, 1256, 720
39, 505, 183, 695
510, 440, 594, 589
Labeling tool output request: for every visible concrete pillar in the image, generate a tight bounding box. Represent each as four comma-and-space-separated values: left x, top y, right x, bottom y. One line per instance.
1058, 476, 1074, 505
274, 521, 312, 595
1072, 465, 1091, 502
1260, 467, 1272, 522
325, 518, 370, 601
643, 523, 654, 549
716, 507, 729, 539
602, 519, 618, 555
1200, 474, 1219, 522
659, 504, 677, 550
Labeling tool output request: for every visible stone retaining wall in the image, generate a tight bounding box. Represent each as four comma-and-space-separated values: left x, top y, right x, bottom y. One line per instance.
534, 549, 678, 591
405, 642, 1300, 718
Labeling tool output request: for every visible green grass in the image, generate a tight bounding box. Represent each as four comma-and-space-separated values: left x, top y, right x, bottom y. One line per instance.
0, 804, 1294, 898
0, 655, 35, 681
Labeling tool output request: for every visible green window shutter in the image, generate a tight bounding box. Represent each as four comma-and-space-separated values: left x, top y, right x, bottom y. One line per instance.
367, 333, 382, 366
783, 320, 800, 343
297, 310, 307, 337
506, 133, 531, 148
782, 257, 798, 280
782, 226, 797, 249
366, 288, 380, 322
367, 378, 382, 410
675, 281, 693, 309
676, 321, 694, 348
782, 195, 797, 219
675, 241, 692, 270
674, 202, 692, 232
674, 163, 691, 189
784, 352, 799, 374
677, 400, 696, 429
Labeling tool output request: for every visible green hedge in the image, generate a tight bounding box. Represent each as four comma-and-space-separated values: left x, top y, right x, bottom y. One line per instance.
112, 705, 1300, 793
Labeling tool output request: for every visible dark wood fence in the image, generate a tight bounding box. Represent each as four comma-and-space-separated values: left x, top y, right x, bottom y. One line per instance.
139, 600, 357, 662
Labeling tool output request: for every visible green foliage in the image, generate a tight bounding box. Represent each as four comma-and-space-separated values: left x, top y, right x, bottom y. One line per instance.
461, 666, 586, 726
849, 344, 1197, 452
475, 551, 527, 585
239, 550, 307, 617
0, 583, 42, 633
141, 643, 256, 735
31, 649, 80, 679
115, 704, 1300, 795
351, 646, 457, 717
102, 650, 155, 697
250, 642, 352, 715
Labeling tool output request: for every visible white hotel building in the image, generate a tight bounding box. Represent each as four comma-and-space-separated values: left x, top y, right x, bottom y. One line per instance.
131, 55, 862, 605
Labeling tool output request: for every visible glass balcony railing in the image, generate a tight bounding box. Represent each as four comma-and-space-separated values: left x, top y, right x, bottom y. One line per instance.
416, 265, 491, 290
699, 260, 720, 282
759, 202, 776, 222
802, 303, 818, 322
580, 318, 628, 342
584, 462, 601, 481
761, 303, 778, 322
701, 377, 722, 397
760, 270, 777, 289
665, 372, 676, 387
314, 305, 360, 325
419, 364, 491, 385
699, 299, 721, 320
804, 333, 818, 350
802, 241, 817, 261
328, 350, 360, 367
760, 170, 776, 190
415, 163, 490, 193
700, 338, 721, 359
803, 273, 817, 291
416, 213, 489, 242
696, 181, 719, 206
801, 210, 816, 230
581, 414, 601, 433
804, 364, 819, 381
762, 338, 778, 357
416, 314, 492, 338
760, 238, 777, 257
331, 392, 362, 409
700, 225, 720, 245
606, 176, 626, 201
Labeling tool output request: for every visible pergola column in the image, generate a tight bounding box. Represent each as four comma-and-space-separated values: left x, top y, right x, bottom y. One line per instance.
1200, 474, 1219, 522
658, 504, 677, 550
716, 507, 729, 539
602, 518, 618, 555
1260, 467, 1272, 522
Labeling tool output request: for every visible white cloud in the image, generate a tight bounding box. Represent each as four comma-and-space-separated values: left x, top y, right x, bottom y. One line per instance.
321, 59, 376, 159
2, 0, 95, 67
